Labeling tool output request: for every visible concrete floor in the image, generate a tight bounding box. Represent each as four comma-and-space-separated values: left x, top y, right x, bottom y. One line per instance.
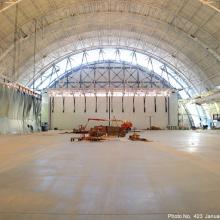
0, 130, 219, 220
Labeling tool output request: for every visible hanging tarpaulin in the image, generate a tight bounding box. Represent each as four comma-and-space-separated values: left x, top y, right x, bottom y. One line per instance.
12, 90, 20, 119
22, 93, 29, 119
0, 85, 9, 116
34, 97, 41, 119
26, 95, 33, 118
0, 82, 42, 134
17, 92, 25, 119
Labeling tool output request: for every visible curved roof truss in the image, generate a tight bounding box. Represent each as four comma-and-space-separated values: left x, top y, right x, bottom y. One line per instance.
30, 48, 194, 98
0, 0, 220, 96
45, 61, 173, 90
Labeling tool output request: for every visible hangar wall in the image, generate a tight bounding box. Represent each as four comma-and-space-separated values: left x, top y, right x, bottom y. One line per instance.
47, 93, 178, 130
0, 83, 41, 134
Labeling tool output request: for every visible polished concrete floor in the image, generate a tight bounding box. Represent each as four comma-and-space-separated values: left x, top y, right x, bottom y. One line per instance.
0, 130, 219, 220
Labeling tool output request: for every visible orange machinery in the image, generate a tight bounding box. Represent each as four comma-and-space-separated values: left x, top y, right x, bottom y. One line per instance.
87, 117, 133, 130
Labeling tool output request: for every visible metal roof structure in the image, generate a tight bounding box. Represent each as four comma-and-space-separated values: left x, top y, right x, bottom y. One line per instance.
30, 48, 192, 97
0, 0, 220, 96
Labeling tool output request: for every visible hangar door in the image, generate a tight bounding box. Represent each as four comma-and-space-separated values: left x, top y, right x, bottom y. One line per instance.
49, 93, 178, 130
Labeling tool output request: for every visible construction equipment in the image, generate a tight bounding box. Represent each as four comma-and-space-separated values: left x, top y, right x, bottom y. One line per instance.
86, 117, 132, 137
86, 117, 132, 129
71, 134, 105, 142
121, 121, 133, 131
129, 132, 150, 142
71, 117, 133, 142
88, 125, 126, 138
73, 125, 89, 134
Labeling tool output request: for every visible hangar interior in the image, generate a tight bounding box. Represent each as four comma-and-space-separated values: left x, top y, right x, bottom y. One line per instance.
0, 0, 220, 219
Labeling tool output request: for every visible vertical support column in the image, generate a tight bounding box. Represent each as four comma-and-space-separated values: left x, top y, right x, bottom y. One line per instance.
154, 96, 157, 112
51, 97, 54, 113
33, 19, 37, 92
137, 69, 140, 88
108, 95, 111, 126
73, 94, 76, 113
123, 63, 125, 91
62, 97, 65, 113
93, 65, 96, 90
12, 3, 18, 81
165, 96, 169, 128
111, 93, 113, 113
49, 97, 52, 130
165, 96, 168, 113
65, 59, 69, 89
95, 95, 97, 113
66, 75, 69, 88
122, 94, 124, 113
84, 94, 86, 113
49, 97, 54, 130
168, 96, 170, 126
133, 95, 135, 113
106, 93, 108, 113
149, 58, 154, 88
108, 62, 111, 88
178, 101, 181, 128
79, 70, 82, 89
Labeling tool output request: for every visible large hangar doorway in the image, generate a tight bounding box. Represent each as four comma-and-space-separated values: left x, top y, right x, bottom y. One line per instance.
48, 91, 178, 130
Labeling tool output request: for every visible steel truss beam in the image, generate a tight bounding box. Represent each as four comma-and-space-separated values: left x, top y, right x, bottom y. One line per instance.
48, 60, 173, 91
29, 48, 195, 97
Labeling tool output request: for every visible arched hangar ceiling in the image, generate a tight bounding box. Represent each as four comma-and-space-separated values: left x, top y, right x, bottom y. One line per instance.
0, 0, 220, 94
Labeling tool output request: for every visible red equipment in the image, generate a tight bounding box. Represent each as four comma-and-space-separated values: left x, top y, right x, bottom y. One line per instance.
121, 121, 133, 130
87, 117, 132, 130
